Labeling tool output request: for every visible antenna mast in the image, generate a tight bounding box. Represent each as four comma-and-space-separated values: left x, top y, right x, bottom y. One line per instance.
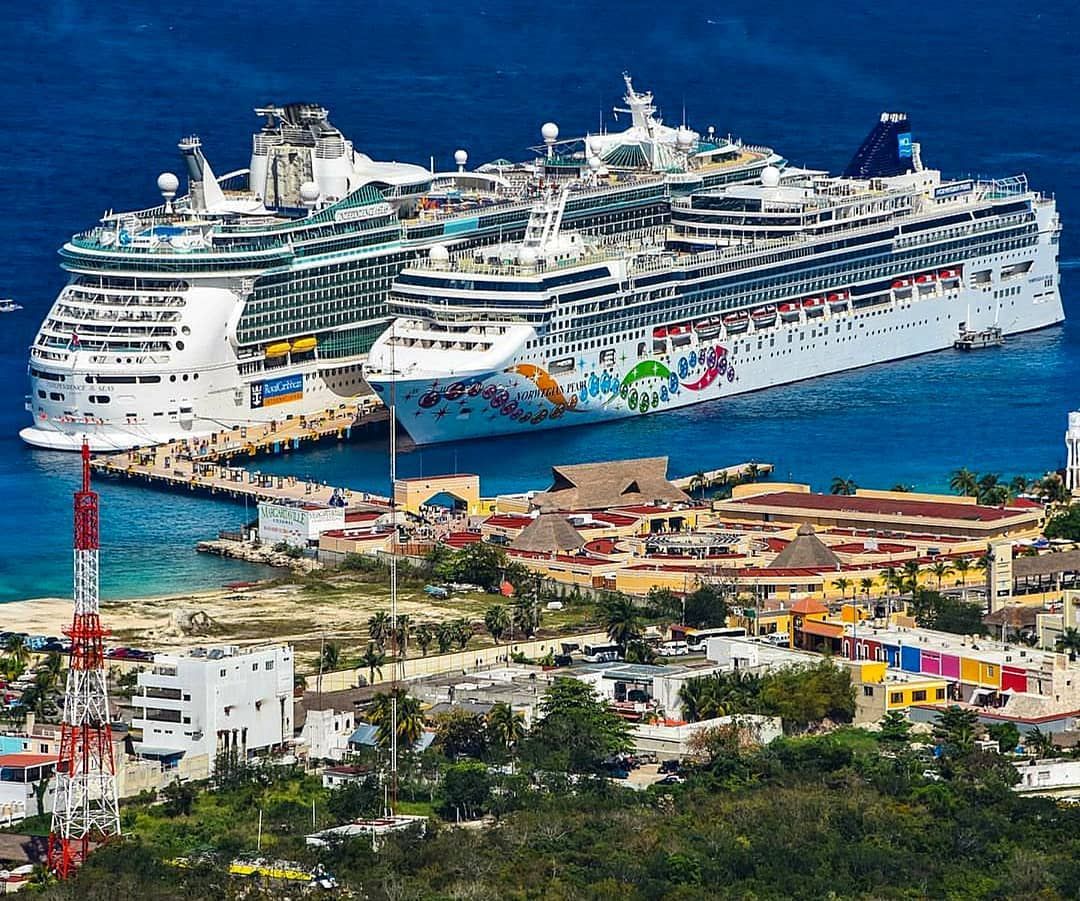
48, 442, 120, 878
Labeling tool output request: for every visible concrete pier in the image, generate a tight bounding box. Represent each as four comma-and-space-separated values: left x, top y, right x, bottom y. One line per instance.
90, 402, 391, 507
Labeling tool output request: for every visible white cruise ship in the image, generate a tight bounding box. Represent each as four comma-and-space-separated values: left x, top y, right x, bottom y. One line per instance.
22, 79, 780, 451
364, 113, 1064, 445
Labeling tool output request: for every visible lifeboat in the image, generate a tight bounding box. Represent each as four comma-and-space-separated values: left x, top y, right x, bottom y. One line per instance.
694, 317, 722, 339
939, 268, 961, 285
916, 272, 938, 287
290, 336, 318, 353
652, 326, 668, 339
265, 342, 291, 358
802, 297, 825, 317
892, 278, 913, 296
723, 311, 750, 334
827, 290, 849, 312
778, 302, 801, 322
669, 323, 693, 346
751, 305, 777, 328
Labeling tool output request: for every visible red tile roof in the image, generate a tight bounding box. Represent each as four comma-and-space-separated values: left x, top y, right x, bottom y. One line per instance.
0, 753, 56, 768
829, 541, 914, 555
443, 531, 482, 548
344, 511, 381, 524
789, 598, 829, 615
484, 514, 532, 529
733, 491, 1026, 523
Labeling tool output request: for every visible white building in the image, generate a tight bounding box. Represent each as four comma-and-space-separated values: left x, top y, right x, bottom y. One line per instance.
258, 501, 345, 547
298, 707, 355, 762
132, 644, 294, 774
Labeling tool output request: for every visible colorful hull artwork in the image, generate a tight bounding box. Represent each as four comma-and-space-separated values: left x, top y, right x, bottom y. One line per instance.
396, 345, 736, 444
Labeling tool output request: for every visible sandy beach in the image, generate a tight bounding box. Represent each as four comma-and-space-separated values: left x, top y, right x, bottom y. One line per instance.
0, 574, 498, 670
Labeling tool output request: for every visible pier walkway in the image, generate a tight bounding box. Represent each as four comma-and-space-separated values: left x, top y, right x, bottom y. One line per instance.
90, 401, 391, 507
670, 462, 774, 491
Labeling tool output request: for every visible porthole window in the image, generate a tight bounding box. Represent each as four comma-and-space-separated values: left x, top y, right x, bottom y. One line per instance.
170, 375, 177, 382
176, 340, 185, 351
181, 326, 191, 335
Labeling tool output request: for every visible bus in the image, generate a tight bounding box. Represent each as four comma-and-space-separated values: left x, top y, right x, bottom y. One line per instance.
684, 627, 747, 653
581, 642, 621, 663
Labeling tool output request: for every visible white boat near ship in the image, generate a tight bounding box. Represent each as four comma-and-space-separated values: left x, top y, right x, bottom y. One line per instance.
364, 113, 1064, 445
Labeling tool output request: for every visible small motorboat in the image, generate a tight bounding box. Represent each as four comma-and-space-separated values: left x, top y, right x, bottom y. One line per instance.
0, 299, 23, 313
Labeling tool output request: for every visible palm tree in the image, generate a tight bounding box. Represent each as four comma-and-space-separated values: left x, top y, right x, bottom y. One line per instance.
359, 643, 386, 685
393, 614, 412, 658
879, 566, 900, 607
678, 677, 722, 723
745, 462, 761, 483
367, 611, 392, 651
1037, 473, 1069, 505
601, 595, 641, 652
484, 605, 511, 645
689, 471, 708, 500
511, 599, 538, 638
953, 556, 973, 601
930, 561, 953, 591
860, 577, 875, 604
890, 484, 912, 493
452, 619, 472, 651
487, 702, 525, 757
713, 472, 733, 500
36, 653, 63, 695
435, 622, 455, 654
367, 689, 424, 751
830, 476, 857, 496
1009, 475, 1030, 497
949, 467, 979, 498
415, 624, 435, 657
1026, 725, 1055, 759
902, 560, 921, 597
1056, 627, 1080, 662
976, 473, 1006, 506
833, 577, 852, 602
318, 641, 341, 673
4, 636, 29, 670
1, 656, 24, 684
293, 672, 307, 693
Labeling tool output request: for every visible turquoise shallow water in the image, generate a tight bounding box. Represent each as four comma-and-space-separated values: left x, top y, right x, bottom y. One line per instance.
0, 1, 1075, 601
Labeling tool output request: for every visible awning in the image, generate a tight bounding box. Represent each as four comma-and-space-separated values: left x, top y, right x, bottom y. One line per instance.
134, 744, 186, 759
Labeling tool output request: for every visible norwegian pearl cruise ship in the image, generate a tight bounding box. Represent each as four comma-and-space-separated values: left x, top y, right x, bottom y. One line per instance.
364, 113, 1064, 444
23, 79, 780, 450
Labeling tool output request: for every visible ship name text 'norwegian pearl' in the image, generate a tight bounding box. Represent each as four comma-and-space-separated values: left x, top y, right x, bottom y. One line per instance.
364, 113, 1064, 445
22, 78, 781, 451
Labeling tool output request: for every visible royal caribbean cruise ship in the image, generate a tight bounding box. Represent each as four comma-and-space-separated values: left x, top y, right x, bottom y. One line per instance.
364, 113, 1064, 444
22, 78, 780, 450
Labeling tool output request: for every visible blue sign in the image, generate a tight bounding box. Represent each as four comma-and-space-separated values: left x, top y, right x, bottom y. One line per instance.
933, 180, 974, 199
250, 373, 304, 409
897, 132, 913, 158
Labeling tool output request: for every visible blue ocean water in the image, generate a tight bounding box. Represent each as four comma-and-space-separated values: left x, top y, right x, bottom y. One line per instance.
0, 1, 1075, 601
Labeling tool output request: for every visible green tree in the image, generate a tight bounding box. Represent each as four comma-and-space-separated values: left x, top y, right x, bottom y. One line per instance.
1056, 627, 1080, 661
434, 710, 489, 760
483, 605, 511, 645
933, 705, 978, 758
415, 624, 435, 657
4, 636, 29, 670
1037, 473, 1069, 505
859, 577, 875, 603
359, 642, 385, 685
440, 542, 510, 591
367, 689, 424, 752
367, 611, 392, 651
600, 594, 641, 651
522, 678, 631, 774
930, 560, 953, 591
326, 774, 380, 822
160, 777, 196, 817
689, 471, 708, 500
435, 622, 456, 654
452, 618, 472, 650
1045, 505, 1080, 542
901, 559, 922, 596
393, 614, 412, 657
439, 762, 493, 820
950, 467, 979, 498
486, 702, 525, 758
317, 641, 341, 673
682, 583, 730, 628
988, 721, 1021, 754
953, 556, 973, 601
833, 577, 852, 601
830, 476, 857, 496
877, 710, 912, 750
1026, 725, 1055, 758
1009, 475, 1030, 497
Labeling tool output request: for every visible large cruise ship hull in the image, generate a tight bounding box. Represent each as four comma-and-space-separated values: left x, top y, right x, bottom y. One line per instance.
371, 276, 1064, 446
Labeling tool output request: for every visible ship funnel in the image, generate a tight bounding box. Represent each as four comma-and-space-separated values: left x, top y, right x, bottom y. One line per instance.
843, 112, 915, 179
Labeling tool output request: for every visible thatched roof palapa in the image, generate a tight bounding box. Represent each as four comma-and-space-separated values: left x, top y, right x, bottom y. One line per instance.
510, 513, 586, 554
532, 456, 689, 512
767, 523, 841, 571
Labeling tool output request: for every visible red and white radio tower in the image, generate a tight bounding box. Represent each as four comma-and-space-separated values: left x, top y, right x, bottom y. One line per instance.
47, 442, 120, 878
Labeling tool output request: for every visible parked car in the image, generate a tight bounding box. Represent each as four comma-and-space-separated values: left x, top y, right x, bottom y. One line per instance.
659, 759, 682, 774
656, 774, 685, 786
658, 641, 689, 658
